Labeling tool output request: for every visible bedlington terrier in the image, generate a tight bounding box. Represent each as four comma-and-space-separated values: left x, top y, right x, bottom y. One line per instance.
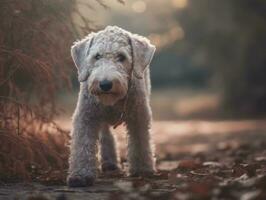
67, 26, 156, 187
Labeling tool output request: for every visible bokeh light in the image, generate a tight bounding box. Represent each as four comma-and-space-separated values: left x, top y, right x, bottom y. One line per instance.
132, 0, 146, 13
148, 26, 185, 49
172, 0, 188, 9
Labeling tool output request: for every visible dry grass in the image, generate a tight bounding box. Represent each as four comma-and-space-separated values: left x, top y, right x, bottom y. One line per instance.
0, 0, 124, 183
0, 0, 76, 182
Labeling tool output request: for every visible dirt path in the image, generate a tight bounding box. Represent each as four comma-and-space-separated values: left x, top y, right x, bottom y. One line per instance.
1, 120, 266, 200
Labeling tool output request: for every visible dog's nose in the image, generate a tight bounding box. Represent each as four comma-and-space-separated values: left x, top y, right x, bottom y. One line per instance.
99, 80, 113, 92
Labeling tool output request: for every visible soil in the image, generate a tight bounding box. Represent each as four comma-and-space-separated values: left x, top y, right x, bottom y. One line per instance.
1, 120, 266, 200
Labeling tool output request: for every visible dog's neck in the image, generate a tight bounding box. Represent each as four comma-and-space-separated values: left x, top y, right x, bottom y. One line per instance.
112, 58, 136, 128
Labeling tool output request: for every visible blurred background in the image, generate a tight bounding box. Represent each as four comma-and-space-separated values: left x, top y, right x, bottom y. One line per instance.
1, 0, 266, 182
66, 0, 266, 120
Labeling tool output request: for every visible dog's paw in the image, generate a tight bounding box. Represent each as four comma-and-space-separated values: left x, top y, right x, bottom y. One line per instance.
101, 162, 119, 172
67, 175, 95, 187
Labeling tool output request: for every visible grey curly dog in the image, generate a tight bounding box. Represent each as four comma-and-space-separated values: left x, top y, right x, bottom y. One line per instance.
67, 26, 156, 187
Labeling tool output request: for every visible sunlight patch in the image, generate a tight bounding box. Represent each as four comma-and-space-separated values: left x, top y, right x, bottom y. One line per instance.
132, 0, 146, 13
172, 0, 188, 9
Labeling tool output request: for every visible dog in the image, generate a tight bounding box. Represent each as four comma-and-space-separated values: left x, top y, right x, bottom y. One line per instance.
67, 26, 156, 187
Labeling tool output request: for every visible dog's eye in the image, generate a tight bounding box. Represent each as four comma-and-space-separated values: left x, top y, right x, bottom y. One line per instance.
117, 54, 126, 62
94, 53, 102, 60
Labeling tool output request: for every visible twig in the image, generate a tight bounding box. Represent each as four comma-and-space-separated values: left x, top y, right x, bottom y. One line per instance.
17, 101, 20, 135
0, 65, 20, 87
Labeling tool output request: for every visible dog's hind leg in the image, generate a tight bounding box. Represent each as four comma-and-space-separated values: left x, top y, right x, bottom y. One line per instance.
99, 124, 119, 172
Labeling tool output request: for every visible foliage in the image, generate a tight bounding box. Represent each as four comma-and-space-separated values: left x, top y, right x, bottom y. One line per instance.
0, 0, 100, 181
174, 0, 266, 116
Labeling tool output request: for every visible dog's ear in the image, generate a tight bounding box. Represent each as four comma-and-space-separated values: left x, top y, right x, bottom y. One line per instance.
71, 32, 95, 82
129, 34, 156, 79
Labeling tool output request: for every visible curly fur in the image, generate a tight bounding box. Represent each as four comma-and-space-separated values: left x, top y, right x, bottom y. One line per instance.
67, 26, 156, 187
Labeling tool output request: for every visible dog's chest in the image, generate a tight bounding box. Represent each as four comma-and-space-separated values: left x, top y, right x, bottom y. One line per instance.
102, 105, 124, 125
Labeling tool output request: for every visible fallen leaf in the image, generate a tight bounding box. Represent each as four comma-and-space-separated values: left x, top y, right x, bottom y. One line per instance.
177, 160, 202, 170
203, 161, 223, 168
240, 190, 260, 200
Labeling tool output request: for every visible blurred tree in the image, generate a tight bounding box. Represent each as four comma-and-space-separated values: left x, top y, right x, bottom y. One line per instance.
0, 0, 75, 121
175, 0, 266, 116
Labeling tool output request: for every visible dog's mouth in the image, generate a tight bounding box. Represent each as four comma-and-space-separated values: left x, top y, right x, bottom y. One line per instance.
89, 88, 127, 106
91, 90, 120, 96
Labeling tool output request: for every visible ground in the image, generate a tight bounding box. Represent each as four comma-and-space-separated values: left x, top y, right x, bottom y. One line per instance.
1, 120, 266, 200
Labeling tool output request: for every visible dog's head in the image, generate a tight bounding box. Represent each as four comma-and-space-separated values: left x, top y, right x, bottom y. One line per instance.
71, 26, 155, 106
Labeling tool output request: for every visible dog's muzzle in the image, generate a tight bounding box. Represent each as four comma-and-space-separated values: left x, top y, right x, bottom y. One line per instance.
88, 77, 128, 106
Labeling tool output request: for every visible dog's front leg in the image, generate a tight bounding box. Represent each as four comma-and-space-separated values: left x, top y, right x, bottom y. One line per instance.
126, 102, 155, 176
67, 92, 100, 187
67, 114, 100, 187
